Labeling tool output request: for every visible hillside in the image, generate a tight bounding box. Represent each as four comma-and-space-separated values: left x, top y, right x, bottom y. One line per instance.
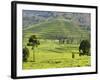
23, 10, 91, 30
23, 19, 89, 39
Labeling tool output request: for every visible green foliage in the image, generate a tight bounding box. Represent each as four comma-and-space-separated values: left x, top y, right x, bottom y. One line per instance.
23, 46, 29, 62
79, 40, 90, 56
28, 35, 40, 49
29, 35, 37, 43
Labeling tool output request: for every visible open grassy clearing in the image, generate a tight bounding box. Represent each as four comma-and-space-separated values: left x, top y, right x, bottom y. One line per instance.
22, 39, 91, 69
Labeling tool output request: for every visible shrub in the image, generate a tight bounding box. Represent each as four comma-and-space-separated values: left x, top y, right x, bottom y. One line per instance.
23, 46, 29, 62
79, 40, 90, 56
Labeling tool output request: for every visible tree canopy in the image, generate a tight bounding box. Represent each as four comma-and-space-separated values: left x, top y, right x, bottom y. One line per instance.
27, 35, 40, 49
79, 40, 90, 56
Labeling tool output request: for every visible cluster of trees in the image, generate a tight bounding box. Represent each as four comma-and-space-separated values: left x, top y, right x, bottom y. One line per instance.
45, 34, 88, 45
42, 32, 90, 45
58, 38, 74, 44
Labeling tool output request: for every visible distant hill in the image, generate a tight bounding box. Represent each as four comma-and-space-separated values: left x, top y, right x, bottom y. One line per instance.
23, 10, 91, 31
23, 18, 89, 39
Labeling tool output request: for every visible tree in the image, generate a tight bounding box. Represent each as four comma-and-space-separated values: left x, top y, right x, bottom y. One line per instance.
27, 35, 40, 62
79, 40, 90, 56
23, 46, 29, 62
27, 35, 40, 47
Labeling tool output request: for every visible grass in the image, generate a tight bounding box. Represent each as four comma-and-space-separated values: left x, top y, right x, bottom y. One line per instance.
22, 39, 91, 69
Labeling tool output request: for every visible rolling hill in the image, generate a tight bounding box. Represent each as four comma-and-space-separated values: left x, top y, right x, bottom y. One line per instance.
23, 19, 89, 40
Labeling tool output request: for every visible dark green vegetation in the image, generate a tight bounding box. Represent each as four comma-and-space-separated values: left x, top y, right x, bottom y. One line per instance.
79, 40, 90, 56
23, 47, 29, 62
22, 11, 91, 69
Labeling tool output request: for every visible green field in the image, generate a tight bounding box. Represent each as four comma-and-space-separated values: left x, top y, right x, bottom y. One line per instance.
22, 39, 91, 69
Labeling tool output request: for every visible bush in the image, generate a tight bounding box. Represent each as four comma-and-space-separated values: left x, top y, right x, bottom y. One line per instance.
23, 46, 29, 62
79, 40, 90, 56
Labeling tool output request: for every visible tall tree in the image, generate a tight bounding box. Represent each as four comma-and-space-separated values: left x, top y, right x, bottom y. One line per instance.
28, 35, 40, 62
